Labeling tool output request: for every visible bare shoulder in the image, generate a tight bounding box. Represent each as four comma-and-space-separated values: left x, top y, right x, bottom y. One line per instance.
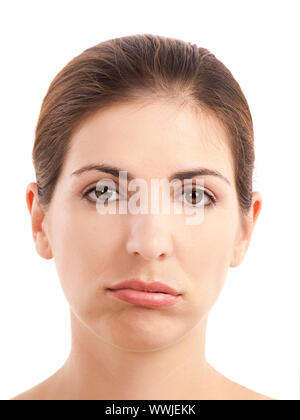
207, 364, 276, 400
10, 375, 57, 400
10, 368, 65, 400
11, 388, 41, 400
232, 383, 276, 400
10, 384, 47, 400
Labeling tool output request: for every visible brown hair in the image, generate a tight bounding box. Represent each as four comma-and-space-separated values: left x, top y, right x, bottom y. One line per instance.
33, 33, 255, 221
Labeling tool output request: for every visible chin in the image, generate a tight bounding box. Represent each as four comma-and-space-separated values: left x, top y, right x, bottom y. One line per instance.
91, 311, 188, 352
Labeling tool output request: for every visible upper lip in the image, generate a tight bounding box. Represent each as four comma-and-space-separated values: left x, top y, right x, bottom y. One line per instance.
107, 279, 182, 296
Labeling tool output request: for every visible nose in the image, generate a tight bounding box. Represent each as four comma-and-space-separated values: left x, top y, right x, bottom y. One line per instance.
126, 213, 173, 261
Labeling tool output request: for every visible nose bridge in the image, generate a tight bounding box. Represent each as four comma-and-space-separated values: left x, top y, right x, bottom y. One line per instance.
126, 212, 173, 260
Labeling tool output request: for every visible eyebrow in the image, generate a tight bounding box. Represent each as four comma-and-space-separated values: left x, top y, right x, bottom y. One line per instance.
71, 163, 231, 185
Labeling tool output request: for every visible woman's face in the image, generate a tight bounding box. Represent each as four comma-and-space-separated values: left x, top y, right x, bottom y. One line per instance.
32, 100, 258, 351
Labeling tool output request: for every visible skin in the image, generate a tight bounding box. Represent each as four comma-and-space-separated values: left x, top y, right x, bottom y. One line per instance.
13, 99, 274, 400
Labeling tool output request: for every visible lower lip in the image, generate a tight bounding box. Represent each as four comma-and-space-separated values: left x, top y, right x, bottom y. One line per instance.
107, 288, 182, 308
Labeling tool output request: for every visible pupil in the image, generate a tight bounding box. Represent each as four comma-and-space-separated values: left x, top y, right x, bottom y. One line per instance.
96, 185, 109, 199
188, 189, 202, 205
191, 191, 197, 204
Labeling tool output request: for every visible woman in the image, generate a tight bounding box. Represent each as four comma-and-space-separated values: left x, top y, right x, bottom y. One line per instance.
12, 34, 274, 400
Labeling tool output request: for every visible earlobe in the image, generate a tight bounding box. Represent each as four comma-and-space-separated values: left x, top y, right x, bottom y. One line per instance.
35, 231, 53, 260
229, 213, 251, 268
229, 240, 248, 268
26, 182, 53, 260
229, 191, 263, 268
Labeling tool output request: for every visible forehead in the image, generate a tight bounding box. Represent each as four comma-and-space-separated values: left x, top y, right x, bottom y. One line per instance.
61, 100, 234, 181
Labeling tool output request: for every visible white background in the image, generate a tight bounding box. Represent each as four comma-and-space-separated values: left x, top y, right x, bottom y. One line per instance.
0, 0, 299, 400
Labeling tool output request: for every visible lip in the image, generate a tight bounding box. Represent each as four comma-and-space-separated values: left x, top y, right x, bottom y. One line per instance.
106, 279, 183, 308
107, 279, 182, 296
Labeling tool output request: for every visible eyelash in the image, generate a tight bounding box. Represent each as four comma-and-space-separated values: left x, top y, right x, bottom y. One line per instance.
81, 184, 218, 208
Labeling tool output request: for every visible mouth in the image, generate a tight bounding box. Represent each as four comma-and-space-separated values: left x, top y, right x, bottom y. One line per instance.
106, 288, 182, 308
106, 278, 183, 308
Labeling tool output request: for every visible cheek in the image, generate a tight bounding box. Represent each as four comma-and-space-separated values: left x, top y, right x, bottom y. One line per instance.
48, 205, 122, 306
181, 209, 237, 306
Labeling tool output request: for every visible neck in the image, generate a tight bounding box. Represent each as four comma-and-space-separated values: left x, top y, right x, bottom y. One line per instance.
55, 311, 213, 400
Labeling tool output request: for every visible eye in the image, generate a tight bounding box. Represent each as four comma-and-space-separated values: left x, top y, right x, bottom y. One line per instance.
177, 186, 217, 208
82, 184, 120, 204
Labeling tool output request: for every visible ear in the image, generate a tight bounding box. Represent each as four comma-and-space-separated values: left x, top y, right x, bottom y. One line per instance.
230, 191, 263, 268
26, 182, 53, 260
